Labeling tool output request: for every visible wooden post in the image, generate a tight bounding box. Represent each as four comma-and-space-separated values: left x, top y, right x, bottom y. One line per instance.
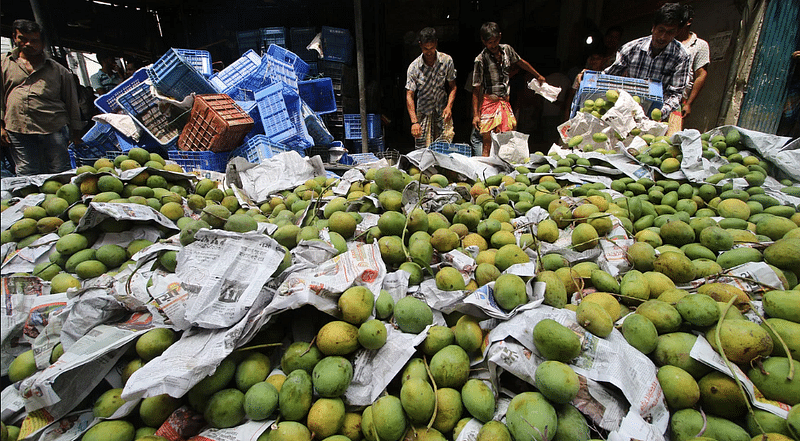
354, 0, 368, 153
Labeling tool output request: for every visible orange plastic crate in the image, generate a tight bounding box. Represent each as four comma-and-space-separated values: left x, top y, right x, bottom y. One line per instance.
178, 94, 254, 152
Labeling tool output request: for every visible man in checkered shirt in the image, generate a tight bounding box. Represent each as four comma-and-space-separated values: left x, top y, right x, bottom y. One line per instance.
603, 3, 691, 121
405, 27, 457, 149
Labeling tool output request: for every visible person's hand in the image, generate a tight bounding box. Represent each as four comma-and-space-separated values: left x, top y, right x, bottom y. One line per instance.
70, 131, 83, 146
411, 122, 422, 138
681, 102, 692, 118
1, 127, 11, 146
536, 74, 546, 85
472, 115, 481, 131
793, 51, 800, 59
442, 107, 452, 122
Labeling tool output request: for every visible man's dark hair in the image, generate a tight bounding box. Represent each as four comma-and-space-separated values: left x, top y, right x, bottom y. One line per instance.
418, 27, 437, 45
480, 22, 501, 41
96, 51, 115, 63
654, 3, 688, 27
12, 19, 42, 36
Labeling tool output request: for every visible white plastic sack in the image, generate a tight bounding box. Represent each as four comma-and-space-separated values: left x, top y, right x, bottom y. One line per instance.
490, 131, 529, 163
527, 78, 561, 102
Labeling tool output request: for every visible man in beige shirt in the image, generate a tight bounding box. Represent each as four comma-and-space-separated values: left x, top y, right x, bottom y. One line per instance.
1, 19, 81, 175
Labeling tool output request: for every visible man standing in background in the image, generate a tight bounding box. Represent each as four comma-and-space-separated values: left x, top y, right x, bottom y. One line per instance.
1, 19, 81, 175
405, 27, 457, 149
472, 22, 546, 156
91, 51, 123, 95
678, 4, 710, 120
603, 3, 691, 120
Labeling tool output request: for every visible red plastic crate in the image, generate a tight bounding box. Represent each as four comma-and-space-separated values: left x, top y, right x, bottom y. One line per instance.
178, 94, 254, 152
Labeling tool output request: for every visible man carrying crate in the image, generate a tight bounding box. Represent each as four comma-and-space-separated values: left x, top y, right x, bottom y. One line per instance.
472, 22, 546, 156
603, 3, 691, 122
405, 27, 457, 149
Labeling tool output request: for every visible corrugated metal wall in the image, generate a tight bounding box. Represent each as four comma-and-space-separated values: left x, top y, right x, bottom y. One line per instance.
738, 0, 800, 133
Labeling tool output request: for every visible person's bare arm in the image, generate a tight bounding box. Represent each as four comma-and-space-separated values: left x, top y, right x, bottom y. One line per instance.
515, 59, 545, 84
472, 87, 482, 130
682, 66, 708, 118
406, 89, 421, 138
443, 80, 457, 122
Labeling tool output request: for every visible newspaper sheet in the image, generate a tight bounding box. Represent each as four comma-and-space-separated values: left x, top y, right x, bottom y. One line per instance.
35, 410, 94, 441
1, 276, 54, 375
690, 335, 791, 418
178, 229, 285, 329
190, 419, 274, 441
1, 193, 48, 232
345, 322, 428, 405
229, 152, 326, 204
1, 233, 58, 275
59, 286, 131, 350
16, 313, 154, 440
485, 305, 669, 438
264, 241, 387, 318
1, 171, 73, 195
601, 90, 644, 138
402, 181, 462, 214
75, 202, 178, 232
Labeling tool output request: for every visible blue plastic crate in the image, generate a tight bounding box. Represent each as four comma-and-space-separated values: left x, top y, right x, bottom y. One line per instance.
94, 68, 150, 113
167, 149, 230, 172
430, 141, 472, 157
344, 114, 381, 139
321, 26, 353, 64
78, 122, 124, 158
69, 148, 76, 169
148, 48, 216, 100
298, 78, 336, 114
262, 27, 287, 47
306, 62, 318, 77
348, 152, 381, 164
211, 50, 262, 95
237, 28, 286, 56
318, 60, 344, 80
569, 70, 663, 118
267, 44, 310, 80
254, 83, 313, 150
231, 134, 290, 163
234, 99, 264, 136
290, 27, 319, 61
174, 49, 213, 77
116, 82, 182, 145
105, 150, 123, 160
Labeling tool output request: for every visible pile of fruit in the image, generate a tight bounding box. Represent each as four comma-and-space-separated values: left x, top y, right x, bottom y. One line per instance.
1, 127, 799, 441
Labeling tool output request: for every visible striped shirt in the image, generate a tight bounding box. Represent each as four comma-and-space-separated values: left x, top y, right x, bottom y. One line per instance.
604, 36, 691, 115
472, 44, 521, 98
405, 51, 456, 116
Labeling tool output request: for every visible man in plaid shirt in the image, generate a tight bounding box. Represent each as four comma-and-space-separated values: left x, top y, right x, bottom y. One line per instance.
604, 3, 691, 120
405, 27, 457, 149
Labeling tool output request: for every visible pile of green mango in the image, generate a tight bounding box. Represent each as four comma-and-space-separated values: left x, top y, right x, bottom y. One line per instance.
2, 133, 800, 441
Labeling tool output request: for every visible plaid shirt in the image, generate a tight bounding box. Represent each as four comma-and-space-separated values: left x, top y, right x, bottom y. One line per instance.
405, 51, 456, 116
604, 36, 691, 115
472, 44, 521, 98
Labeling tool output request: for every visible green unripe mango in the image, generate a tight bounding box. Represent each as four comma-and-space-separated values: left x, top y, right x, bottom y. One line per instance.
506, 392, 557, 441
80, 420, 135, 441
401, 378, 436, 425
372, 395, 406, 441
312, 356, 353, 398
279, 369, 313, 420
621, 313, 658, 354
534, 360, 579, 404
461, 379, 495, 422
533, 318, 582, 362
235, 352, 270, 392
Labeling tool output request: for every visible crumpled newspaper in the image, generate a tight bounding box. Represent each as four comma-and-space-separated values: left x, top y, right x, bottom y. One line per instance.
91, 113, 140, 141
527, 78, 562, 102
